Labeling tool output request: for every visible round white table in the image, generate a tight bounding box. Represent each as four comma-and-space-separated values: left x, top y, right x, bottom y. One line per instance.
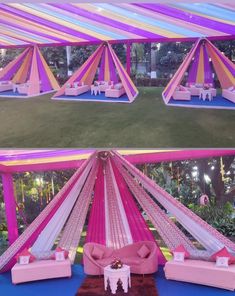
199, 88, 212, 101
91, 84, 101, 96
104, 264, 131, 294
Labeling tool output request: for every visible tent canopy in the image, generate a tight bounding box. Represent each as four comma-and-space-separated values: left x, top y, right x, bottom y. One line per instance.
162, 38, 235, 103
0, 3, 234, 48
0, 45, 60, 95
53, 43, 138, 102
0, 149, 234, 173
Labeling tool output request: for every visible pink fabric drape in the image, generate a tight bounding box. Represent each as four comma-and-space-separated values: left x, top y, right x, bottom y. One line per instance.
86, 161, 106, 245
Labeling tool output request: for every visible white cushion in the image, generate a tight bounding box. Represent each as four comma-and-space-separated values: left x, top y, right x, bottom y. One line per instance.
173, 252, 185, 262
216, 257, 229, 268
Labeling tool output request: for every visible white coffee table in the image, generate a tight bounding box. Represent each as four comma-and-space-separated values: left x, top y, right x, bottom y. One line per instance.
199, 88, 212, 101
104, 264, 131, 294
91, 84, 101, 96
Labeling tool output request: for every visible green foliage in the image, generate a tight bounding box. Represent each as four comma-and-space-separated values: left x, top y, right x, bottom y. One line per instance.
188, 202, 235, 237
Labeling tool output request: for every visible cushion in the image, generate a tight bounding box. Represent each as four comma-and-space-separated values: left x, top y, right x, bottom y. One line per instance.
55, 251, 65, 261
172, 245, 190, 259
92, 246, 104, 260
51, 247, 69, 260
137, 244, 150, 258
211, 247, 235, 265
216, 257, 229, 268
173, 252, 185, 262
228, 86, 234, 91
15, 248, 36, 263
114, 83, 123, 90
66, 83, 71, 88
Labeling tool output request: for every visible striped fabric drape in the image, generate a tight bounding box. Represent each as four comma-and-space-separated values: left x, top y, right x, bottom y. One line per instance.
58, 157, 99, 263
114, 151, 235, 254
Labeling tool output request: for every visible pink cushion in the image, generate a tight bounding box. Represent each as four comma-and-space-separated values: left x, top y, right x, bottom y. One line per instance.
172, 245, 190, 259
15, 248, 36, 263
92, 246, 104, 260
211, 247, 235, 265
137, 244, 150, 258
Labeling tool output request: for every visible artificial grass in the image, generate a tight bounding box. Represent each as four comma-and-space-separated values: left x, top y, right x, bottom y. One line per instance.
0, 87, 234, 147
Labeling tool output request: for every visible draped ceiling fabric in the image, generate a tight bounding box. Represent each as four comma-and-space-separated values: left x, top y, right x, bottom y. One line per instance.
162, 38, 235, 104
0, 149, 235, 172
0, 3, 234, 48
53, 43, 138, 103
1, 149, 235, 273
0, 45, 59, 95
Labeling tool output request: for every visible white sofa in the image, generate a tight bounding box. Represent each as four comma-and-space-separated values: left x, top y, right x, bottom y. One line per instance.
105, 83, 125, 98
65, 82, 90, 96
0, 81, 13, 92
164, 259, 235, 291
11, 259, 72, 284
222, 88, 235, 103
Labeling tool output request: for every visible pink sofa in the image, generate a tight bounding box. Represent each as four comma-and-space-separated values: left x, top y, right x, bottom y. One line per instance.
83, 241, 158, 275
222, 88, 235, 103
65, 84, 90, 96
0, 81, 13, 92
105, 83, 126, 98
164, 259, 235, 291
11, 259, 72, 284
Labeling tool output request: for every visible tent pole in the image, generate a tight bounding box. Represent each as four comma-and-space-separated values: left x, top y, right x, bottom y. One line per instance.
1, 173, 18, 244
126, 42, 131, 76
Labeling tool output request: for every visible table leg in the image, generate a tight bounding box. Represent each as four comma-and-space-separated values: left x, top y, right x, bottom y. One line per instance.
104, 276, 108, 290
110, 278, 118, 294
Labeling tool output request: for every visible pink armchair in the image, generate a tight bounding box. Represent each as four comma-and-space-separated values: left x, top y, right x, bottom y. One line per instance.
83, 241, 158, 275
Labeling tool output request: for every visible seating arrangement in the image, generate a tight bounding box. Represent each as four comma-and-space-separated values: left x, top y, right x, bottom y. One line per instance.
186, 83, 217, 97
173, 86, 191, 101
17, 81, 41, 95
11, 258, 72, 284
83, 241, 158, 275
105, 83, 126, 98
0, 81, 13, 92
64, 82, 90, 96
222, 87, 235, 103
164, 259, 235, 291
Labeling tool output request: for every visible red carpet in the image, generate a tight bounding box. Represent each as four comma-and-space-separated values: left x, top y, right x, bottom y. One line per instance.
76, 274, 159, 296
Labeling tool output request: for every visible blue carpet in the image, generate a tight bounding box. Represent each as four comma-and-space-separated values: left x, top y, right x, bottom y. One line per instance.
0, 90, 25, 97
0, 265, 234, 296
56, 91, 129, 103
168, 95, 235, 109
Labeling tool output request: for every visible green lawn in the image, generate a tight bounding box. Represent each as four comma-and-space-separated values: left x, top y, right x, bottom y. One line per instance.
0, 87, 234, 147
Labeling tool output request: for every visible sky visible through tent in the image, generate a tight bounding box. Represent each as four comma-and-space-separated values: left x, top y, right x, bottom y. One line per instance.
0, 3, 234, 48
